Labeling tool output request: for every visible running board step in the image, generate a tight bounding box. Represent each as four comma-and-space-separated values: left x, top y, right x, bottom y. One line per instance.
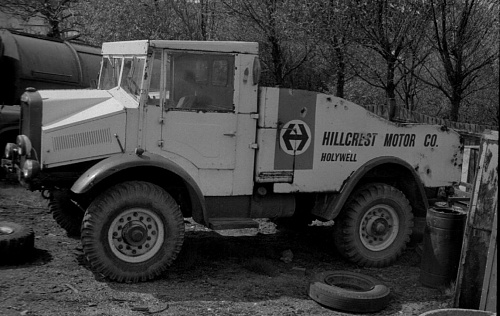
208, 218, 259, 230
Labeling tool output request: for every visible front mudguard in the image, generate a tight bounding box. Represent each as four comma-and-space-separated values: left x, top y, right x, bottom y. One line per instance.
71, 152, 207, 225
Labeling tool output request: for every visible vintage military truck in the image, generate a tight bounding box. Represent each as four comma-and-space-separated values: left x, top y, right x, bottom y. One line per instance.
2, 40, 463, 282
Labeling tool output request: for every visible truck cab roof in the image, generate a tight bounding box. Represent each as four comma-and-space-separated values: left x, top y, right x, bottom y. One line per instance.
101, 40, 259, 55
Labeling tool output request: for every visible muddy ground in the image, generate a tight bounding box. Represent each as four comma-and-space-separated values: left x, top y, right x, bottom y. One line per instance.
0, 179, 453, 316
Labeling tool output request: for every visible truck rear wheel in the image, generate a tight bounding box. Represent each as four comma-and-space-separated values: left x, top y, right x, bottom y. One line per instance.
49, 189, 84, 237
333, 183, 413, 267
81, 181, 185, 282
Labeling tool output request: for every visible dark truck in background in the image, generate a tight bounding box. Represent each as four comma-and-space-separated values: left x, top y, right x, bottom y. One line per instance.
0, 29, 101, 152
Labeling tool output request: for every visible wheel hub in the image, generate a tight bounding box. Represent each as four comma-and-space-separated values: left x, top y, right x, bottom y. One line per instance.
366, 218, 389, 237
360, 205, 399, 251
122, 221, 148, 246
109, 209, 162, 259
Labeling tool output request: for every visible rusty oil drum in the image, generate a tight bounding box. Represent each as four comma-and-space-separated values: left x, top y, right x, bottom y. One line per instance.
420, 207, 467, 288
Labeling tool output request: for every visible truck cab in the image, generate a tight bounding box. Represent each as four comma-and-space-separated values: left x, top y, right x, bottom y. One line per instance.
2, 39, 463, 283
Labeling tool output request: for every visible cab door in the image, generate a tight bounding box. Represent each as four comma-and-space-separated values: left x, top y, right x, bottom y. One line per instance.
158, 50, 255, 196
161, 52, 237, 169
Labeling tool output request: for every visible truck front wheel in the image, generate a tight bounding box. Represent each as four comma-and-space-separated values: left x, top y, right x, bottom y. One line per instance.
81, 181, 185, 282
333, 183, 413, 267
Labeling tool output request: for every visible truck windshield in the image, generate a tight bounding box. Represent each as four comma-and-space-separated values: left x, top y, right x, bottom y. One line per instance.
99, 57, 121, 90
98, 56, 146, 100
121, 57, 145, 99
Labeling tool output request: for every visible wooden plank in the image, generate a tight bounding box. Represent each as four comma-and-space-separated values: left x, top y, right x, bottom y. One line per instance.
454, 131, 498, 309
480, 206, 497, 312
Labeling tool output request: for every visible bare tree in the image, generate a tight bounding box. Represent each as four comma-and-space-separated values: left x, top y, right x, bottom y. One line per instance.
1, 0, 79, 38
348, 0, 432, 113
76, 0, 225, 45
221, 0, 315, 87
312, 0, 355, 98
171, 0, 223, 40
422, 0, 499, 121
396, 40, 434, 111
74, 0, 180, 44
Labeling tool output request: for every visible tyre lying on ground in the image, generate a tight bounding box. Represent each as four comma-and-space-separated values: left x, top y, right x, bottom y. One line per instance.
0, 221, 35, 264
308, 270, 391, 313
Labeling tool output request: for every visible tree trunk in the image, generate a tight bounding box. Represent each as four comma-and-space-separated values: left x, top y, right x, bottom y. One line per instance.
47, 19, 61, 39
336, 62, 345, 98
450, 92, 461, 122
334, 36, 345, 98
266, 2, 283, 87
270, 36, 284, 86
386, 57, 397, 120
199, 0, 208, 40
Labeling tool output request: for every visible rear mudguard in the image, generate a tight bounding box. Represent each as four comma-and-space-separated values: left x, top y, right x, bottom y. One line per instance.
312, 156, 429, 220
71, 152, 207, 225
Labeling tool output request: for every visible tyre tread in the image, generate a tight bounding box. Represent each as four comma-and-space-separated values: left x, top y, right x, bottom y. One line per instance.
81, 181, 184, 282
308, 270, 391, 313
333, 183, 413, 267
0, 221, 35, 263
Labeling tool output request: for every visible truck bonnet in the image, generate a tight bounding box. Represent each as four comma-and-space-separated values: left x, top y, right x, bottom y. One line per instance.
37, 89, 129, 167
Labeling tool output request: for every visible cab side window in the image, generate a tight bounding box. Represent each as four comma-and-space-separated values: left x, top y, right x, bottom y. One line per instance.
171, 53, 234, 111
212, 60, 228, 86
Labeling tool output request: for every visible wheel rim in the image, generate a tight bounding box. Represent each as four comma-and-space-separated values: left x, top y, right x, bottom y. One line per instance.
108, 208, 165, 263
359, 204, 399, 251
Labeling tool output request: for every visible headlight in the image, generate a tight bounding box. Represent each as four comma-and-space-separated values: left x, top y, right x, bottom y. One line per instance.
22, 159, 40, 179
16, 135, 32, 157
4, 143, 19, 159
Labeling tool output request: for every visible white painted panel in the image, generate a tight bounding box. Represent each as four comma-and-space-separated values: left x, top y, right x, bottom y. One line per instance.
232, 113, 257, 195
102, 40, 149, 55
198, 169, 234, 195
260, 91, 462, 193
150, 41, 258, 54
235, 55, 259, 114
230, 54, 259, 195
39, 89, 113, 126
42, 112, 126, 167
162, 111, 236, 169
255, 128, 278, 176
258, 87, 279, 128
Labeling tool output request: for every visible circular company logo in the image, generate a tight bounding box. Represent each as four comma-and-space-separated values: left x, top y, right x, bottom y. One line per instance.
279, 120, 312, 156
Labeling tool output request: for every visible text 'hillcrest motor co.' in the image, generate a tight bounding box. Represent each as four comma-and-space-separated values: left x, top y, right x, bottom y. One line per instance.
272, 90, 453, 172
319, 131, 439, 162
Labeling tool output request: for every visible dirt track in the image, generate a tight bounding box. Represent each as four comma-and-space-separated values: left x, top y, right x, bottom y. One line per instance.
0, 180, 453, 316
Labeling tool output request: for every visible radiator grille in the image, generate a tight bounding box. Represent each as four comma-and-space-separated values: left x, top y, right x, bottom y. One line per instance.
53, 128, 112, 151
